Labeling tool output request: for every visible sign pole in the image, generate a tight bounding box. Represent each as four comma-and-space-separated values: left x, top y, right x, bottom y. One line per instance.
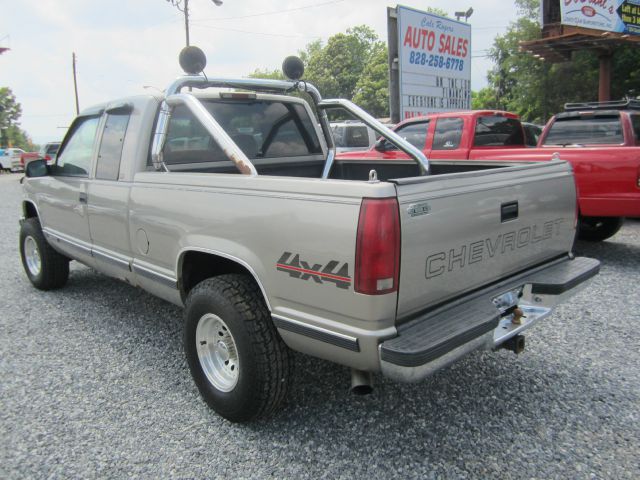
598, 51, 613, 101
387, 7, 400, 124
72, 52, 80, 116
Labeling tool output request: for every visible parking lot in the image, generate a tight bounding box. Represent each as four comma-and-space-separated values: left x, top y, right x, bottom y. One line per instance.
0, 172, 638, 479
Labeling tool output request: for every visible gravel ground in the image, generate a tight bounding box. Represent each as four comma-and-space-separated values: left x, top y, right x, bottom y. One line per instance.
0, 172, 638, 479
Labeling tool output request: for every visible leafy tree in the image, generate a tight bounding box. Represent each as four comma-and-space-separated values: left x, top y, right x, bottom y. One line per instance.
0, 87, 22, 146
353, 43, 389, 117
4, 125, 36, 150
426, 7, 448, 17
472, 87, 499, 110
247, 68, 285, 80
301, 25, 383, 100
0, 87, 37, 150
477, 0, 640, 123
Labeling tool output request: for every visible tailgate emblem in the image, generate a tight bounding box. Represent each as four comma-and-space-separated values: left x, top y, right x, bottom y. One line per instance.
407, 202, 431, 217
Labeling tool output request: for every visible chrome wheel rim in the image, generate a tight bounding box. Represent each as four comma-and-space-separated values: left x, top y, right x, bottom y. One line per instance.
24, 236, 42, 276
196, 314, 239, 392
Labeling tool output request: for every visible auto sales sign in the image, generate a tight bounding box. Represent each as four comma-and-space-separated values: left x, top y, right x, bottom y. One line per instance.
397, 5, 471, 119
560, 0, 640, 35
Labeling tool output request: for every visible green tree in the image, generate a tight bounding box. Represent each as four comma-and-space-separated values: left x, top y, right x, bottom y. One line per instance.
471, 87, 499, 110
246, 68, 285, 80
426, 7, 448, 17
301, 25, 383, 100
353, 43, 389, 117
477, 0, 640, 123
4, 125, 36, 150
0, 87, 22, 146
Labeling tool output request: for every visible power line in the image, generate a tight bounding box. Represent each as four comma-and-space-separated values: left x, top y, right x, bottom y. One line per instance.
192, 0, 345, 23
473, 25, 509, 31
190, 23, 323, 39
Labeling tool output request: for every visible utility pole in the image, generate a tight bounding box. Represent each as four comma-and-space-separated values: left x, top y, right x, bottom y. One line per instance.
184, 0, 190, 46
72, 52, 80, 115
166, 0, 223, 48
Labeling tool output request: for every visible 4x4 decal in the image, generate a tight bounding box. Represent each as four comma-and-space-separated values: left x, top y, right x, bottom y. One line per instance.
277, 252, 351, 289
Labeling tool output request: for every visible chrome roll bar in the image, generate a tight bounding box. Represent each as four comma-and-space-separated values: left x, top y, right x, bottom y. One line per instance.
151, 75, 336, 175
318, 99, 430, 177
166, 93, 258, 175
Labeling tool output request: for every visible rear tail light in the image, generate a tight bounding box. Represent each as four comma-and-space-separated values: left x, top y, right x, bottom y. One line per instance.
355, 197, 400, 295
44, 155, 51, 162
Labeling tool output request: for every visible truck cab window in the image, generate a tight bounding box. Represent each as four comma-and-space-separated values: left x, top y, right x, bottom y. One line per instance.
393, 121, 429, 149
53, 116, 100, 177
432, 118, 463, 150
162, 100, 322, 172
474, 116, 524, 147
96, 112, 130, 180
203, 100, 321, 158
163, 104, 233, 169
542, 115, 623, 145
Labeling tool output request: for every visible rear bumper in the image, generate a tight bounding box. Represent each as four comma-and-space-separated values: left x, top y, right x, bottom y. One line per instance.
380, 256, 600, 383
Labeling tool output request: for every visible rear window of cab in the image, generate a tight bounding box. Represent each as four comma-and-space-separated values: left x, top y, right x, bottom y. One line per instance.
543, 115, 624, 146
474, 116, 524, 147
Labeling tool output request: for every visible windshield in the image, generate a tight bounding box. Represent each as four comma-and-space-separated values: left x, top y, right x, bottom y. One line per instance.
332, 125, 371, 148
202, 99, 322, 158
393, 121, 429, 149
543, 115, 623, 145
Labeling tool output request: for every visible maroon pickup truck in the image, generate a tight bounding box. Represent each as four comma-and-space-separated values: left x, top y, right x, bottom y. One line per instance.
338, 106, 640, 241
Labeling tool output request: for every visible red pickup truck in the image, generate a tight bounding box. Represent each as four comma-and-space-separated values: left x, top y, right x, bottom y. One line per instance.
338, 106, 640, 241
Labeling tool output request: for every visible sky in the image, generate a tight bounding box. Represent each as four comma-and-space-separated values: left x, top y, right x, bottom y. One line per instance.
0, 0, 520, 145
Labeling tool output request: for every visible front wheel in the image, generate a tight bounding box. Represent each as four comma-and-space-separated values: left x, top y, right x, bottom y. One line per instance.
183, 274, 293, 422
19, 218, 70, 290
578, 216, 623, 242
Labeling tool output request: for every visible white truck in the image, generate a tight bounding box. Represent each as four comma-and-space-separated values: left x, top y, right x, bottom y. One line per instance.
19, 48, 599, 422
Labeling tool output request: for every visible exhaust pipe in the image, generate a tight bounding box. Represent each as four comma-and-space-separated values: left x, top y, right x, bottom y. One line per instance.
350, 369, 373, 395
502, 335, 526, 355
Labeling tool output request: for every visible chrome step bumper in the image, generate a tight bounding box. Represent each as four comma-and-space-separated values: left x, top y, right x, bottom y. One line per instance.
380, 256, 600, 383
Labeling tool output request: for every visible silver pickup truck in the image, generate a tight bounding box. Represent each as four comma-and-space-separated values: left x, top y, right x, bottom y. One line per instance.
19, 49, 599, 422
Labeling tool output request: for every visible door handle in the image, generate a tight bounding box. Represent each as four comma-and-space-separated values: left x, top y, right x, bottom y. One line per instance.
79, 192, 87, 204
501, 201, 518, 222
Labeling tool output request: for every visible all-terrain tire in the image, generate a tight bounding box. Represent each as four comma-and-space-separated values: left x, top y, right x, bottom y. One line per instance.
184, 274, 294, 422
19, 217, 70, 290
578, 216, 624, 242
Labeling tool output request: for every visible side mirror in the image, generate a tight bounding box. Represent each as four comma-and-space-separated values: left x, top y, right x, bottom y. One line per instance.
374, 138, 393, 152
25, 159, 48, 178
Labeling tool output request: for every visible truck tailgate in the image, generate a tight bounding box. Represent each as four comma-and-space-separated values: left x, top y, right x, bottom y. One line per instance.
393, 160, 577, 320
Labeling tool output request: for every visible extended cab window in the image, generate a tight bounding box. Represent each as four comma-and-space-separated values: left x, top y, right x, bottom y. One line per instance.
543, 115, 623, 145
432, 118, 463, 150
205, 99, 321, 158
53, 116, 100, 177
474, 116, 524, 147
394, 121, 429, 149
162, 99, 322, 169
96, 112, 130, 180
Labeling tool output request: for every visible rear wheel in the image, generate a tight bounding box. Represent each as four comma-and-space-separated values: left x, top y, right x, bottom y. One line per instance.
19, 218, 70, 290
184, 274, 293, 422
578, 216, 623, 242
